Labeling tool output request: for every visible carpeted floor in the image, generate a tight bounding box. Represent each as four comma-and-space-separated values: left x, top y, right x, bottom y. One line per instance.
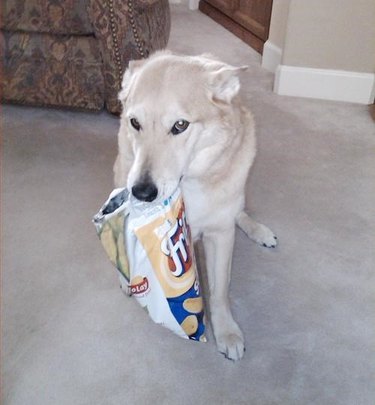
2, 5, 375, 405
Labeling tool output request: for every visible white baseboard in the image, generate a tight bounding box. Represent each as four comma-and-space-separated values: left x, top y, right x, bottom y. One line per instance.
274, 65, 375, 104
169, 0, 198, 9
261, 41, 282, 73
188, 0, 199, 9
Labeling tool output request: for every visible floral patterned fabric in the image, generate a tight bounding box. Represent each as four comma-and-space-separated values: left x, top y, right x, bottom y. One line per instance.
1, 0, 93, 35
1, 31, 104, 110
1, 0, 170, 113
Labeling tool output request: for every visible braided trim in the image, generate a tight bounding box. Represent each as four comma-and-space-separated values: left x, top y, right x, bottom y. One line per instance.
128, 0, 146, 58
106, 0, 123, 88
106, 0, 148, 90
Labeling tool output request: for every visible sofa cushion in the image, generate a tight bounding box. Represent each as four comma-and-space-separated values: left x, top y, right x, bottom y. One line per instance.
1, 31, 104, 110
1, 0, 93, 35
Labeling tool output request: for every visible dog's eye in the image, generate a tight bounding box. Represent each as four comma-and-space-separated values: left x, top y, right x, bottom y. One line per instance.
130, 118, 141, 131
171, 120, 189, 135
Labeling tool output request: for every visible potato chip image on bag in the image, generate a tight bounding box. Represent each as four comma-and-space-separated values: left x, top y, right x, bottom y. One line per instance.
93, 188, 131, 283
93, 187, 206, 342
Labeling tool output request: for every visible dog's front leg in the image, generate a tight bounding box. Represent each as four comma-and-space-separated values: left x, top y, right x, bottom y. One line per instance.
203, 227, 245, 360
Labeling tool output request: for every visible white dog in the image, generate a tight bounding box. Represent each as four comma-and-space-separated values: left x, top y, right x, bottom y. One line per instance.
114, 51, 277, 360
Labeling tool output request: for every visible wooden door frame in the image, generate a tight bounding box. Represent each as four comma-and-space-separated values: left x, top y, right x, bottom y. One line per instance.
199, 0, 273, 54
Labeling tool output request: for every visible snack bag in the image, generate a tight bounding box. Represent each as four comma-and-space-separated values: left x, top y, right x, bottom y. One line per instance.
93, 188, 130, 282
93, 188, 206, 342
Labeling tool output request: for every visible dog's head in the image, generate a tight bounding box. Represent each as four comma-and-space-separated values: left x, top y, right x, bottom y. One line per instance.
118, 51, 246, 202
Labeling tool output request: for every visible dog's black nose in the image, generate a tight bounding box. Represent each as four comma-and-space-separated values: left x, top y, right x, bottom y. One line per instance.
132, 180, 158, 202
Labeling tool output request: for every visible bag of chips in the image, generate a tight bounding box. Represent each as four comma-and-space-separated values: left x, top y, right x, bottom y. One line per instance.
93, 188, 206, 342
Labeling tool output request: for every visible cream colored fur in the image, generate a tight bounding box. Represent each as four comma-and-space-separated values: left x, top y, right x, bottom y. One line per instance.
114, 51, 277, 360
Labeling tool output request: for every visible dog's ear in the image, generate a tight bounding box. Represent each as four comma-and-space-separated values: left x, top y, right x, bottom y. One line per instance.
118, 59, 145, 102
207, 64, 248, 104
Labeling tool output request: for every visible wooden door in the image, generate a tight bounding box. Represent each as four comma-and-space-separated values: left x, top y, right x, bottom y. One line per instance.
200, 0, 273, 54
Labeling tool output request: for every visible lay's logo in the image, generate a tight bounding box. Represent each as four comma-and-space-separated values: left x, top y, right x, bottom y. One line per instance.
130, 276, 150, 297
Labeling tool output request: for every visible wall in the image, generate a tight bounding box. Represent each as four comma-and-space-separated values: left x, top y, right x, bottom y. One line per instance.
282, 0, 375, 73
263, 0, 375, 104
261, 0, 290, 73
267, 0, 290, 50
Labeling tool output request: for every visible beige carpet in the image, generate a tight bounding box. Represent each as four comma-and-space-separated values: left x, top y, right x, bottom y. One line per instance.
2, 5, 375, 405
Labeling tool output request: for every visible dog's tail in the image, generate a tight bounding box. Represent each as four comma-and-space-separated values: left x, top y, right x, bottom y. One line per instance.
236, 211, 278, 248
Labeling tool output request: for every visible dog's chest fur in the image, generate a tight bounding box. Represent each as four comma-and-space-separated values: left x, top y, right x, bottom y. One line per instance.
181, 177, 245, 239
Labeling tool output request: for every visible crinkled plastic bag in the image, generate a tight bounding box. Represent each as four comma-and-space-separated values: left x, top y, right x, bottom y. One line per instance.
93, 188, 206, 342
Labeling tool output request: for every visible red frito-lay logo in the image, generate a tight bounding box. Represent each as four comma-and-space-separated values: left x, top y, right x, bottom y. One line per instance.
130, 277, 150, 297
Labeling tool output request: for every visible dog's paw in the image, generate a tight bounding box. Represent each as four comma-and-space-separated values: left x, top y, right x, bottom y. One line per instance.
213, 318, 245, 361
253, 224, 278, 248
216, 331, 245, 361
236, 214, 278, 249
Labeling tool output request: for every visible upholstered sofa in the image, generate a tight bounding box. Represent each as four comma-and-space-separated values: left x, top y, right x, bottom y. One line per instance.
0, 0, 170, 114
